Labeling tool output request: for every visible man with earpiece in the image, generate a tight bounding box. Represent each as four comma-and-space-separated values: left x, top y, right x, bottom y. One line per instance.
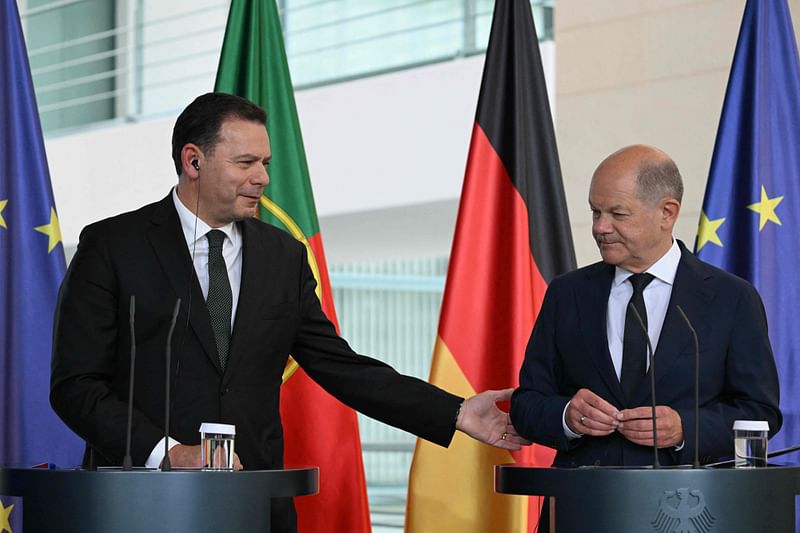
49, 92, 528, 533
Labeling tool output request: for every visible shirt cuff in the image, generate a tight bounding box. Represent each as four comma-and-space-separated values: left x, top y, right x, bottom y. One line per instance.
562, 401, 583, 440
144, 437, 181, 468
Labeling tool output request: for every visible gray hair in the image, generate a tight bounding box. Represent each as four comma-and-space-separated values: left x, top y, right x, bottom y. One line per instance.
636, 158, 684, 204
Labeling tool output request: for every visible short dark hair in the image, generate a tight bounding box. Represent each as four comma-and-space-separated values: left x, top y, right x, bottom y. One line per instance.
171, 92, 267, 175
636, 158, 684, 204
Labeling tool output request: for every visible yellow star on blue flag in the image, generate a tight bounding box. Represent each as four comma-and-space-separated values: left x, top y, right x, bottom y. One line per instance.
747, 184, 784, 230
34, 207, 62, 253
696, 211, 726, 252
0, 199, 7, 229
0, 499, 13, 533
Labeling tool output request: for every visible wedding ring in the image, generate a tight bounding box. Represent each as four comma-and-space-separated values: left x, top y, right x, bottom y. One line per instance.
580, 415, 587, 425
501, 432, 508, 440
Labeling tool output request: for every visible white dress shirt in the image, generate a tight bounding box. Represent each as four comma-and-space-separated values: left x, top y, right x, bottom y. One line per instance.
172, 187, 243, 329
606, 239, 681, 379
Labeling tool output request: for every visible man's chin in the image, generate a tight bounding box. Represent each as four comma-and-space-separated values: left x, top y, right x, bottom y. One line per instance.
238, 198, 261, 217
598, 248, 619, 265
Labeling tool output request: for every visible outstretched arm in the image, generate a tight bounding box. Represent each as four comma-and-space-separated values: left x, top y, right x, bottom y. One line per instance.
457, 388, 531, 450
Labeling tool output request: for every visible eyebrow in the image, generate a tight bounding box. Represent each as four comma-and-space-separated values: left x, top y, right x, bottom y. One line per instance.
588, 201, 629, 212
233, 153, 270, 163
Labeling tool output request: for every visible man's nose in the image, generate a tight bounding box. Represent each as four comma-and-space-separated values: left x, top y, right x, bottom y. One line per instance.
592, 214, 611, 234
253, 166, 269, 186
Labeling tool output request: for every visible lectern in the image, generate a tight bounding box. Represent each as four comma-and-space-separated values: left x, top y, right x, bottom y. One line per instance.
495, 464, 800, 532
0, 467, 318, 533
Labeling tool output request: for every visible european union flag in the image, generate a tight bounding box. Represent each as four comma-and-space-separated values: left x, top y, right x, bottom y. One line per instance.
696, 0, 800, 461
0, 0, 82, 467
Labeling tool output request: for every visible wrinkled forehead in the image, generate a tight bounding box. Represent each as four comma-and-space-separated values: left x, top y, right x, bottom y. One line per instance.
215, 119, 271, 154
589, 160, 639, 201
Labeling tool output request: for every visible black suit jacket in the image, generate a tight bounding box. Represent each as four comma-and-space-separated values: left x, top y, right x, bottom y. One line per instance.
510, 242, 781, 467
51, 193, 461, 531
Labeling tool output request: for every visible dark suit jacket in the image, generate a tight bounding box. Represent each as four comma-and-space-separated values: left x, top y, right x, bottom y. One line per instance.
51, 193, 461, 531
510, 241, 781, 467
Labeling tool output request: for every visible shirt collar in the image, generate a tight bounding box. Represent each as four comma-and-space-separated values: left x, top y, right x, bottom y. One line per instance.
171, 187, 238, 247
612, 239, 681, 288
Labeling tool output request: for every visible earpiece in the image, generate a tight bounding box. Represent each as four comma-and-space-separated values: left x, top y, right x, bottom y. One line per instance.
191, 159, 200, 171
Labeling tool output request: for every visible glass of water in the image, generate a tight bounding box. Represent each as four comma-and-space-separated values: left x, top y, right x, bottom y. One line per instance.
199, 422, 236, 471
733, 420, 769, 468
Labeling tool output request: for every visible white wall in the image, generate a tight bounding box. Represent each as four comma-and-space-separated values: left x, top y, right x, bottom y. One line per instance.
46, 43, 557, 264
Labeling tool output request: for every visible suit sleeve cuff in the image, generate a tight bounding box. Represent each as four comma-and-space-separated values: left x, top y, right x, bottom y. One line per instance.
144, 437, 182, 468
563, 401, 583, 440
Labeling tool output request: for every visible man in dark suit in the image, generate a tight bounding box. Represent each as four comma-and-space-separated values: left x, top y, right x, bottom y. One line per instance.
50, 93, 525, 532
511, 144, 781, 469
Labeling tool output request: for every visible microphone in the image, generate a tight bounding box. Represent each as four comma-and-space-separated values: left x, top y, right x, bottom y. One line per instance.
706, 443, 800, 468
765, 443, 800, 460
86, 446, 97, 471
160, 298, 182, 472
627, 302, 659, 468
122, 295, 136, 471
160, 177, 201, 472
676, 305, 700, 468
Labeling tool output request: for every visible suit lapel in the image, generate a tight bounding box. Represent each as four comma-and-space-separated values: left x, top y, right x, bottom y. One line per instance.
578, 263, 627, 406
223, 219, 270, 383
146, 194, 221, 373
633, 243, 714, 402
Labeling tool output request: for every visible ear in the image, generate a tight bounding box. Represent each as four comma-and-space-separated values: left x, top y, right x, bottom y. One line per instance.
180, 144, 203, 180
660, 197, 681, 229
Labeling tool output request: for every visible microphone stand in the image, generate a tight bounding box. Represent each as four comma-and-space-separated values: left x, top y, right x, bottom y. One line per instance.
676, 305, 700, 468
122, 296, 136, 471
161, 298, 182, 472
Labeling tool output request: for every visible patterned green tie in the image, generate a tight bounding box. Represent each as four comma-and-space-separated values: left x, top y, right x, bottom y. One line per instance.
206, 230, 232, 371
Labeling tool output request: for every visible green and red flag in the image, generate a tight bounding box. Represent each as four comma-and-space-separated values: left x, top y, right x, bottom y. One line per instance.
215, 1, 370, 532
405, 1, 575, 531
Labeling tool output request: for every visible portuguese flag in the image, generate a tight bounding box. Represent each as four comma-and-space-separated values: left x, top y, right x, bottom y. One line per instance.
405, 1, 575, 531
214, 1, 371, 532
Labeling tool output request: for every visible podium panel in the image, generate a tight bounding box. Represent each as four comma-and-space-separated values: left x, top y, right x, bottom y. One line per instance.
0, 467, 318, 533
495, 465, 800, 533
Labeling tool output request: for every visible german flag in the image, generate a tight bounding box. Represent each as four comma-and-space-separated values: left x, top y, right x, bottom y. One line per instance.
215, 1, 370, 532
405, 1, 575, 531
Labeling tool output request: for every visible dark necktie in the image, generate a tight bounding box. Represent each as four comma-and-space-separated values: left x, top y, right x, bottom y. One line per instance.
206, 230, 232, 371
620, 272, 655, 402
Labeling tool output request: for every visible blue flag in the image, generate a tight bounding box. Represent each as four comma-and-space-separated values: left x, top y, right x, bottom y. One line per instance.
0, 0, 82, 467
696, 0, 800, 458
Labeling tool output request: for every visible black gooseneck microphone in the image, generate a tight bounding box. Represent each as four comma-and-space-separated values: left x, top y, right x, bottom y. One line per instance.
160, 164, 202, 471
160, 298, 182, 472
676, 305, 700, 468
627, 301, 659, 468
122, 295, 136, 471
705, 443, 800, 468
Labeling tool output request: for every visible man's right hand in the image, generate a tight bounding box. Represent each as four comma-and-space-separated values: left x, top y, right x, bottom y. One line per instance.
566, 388, 619, 436
167, 444, 243, 470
